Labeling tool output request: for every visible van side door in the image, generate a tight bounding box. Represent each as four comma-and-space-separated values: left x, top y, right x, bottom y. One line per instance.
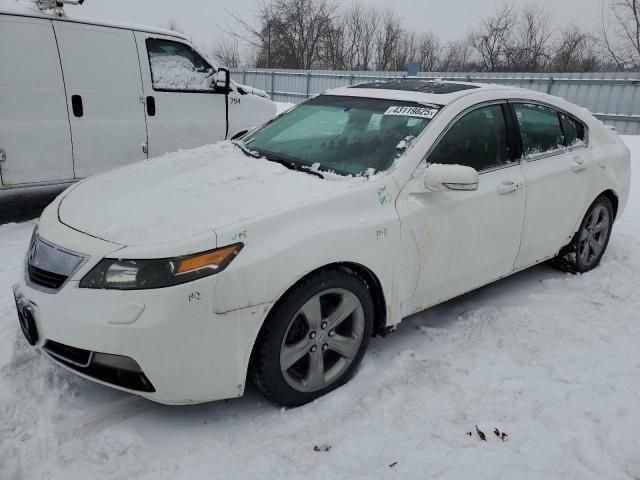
53, 21, 148, 178
0, 15, 73, 186
134, 33, 227, 157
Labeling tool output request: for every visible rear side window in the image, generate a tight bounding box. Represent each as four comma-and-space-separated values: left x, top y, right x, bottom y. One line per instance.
514, 104, 565, 157
146, 39, 215, 92
559, 113, 586, 147
428, 104, 511, 172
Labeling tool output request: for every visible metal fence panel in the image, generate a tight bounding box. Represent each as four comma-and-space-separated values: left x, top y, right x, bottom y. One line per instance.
233, 68, 640, 135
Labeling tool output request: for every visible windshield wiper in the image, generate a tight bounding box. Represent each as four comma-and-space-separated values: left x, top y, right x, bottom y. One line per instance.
233, 142, 323, 178
232, 140, 261, 158
251, 148, 324, 179
267, 156, 324, 179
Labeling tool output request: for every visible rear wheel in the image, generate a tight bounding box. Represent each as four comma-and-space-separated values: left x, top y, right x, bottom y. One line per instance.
551, 195, 614, 273
251, 268, 374, 407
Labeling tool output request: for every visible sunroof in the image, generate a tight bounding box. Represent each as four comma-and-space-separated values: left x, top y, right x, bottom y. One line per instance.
351, 79, 480, 94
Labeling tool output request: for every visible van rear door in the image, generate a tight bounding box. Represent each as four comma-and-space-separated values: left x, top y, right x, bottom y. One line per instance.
53, 21, 148, 178
134, 33, 227, 157
0, 15, 73, 186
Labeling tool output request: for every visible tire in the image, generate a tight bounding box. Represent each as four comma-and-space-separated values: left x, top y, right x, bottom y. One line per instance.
551, 195, 614, 274
251, 267, 374, 407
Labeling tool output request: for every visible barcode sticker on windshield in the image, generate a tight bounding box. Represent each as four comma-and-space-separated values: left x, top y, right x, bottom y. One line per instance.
384, 106, 439, 119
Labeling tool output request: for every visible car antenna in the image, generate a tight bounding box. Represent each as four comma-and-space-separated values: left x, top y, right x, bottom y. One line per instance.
35, 0, 85, 18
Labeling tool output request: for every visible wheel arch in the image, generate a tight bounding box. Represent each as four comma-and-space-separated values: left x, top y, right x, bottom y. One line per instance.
601, 189, 619, 220
247, 261, 388, 373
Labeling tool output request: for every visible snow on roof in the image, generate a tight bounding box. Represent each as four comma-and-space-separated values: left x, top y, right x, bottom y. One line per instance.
0, 0, 186, 39
327, 80, 512, 106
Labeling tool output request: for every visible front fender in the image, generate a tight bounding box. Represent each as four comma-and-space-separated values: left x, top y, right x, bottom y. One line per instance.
212, 180, 404, 328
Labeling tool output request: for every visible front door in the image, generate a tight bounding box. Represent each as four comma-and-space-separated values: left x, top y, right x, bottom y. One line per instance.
397, 103, 527, 314
134, 34, 227, 157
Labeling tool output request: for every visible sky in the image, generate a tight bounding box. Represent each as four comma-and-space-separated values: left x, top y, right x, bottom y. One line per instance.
7, 0, 604, 53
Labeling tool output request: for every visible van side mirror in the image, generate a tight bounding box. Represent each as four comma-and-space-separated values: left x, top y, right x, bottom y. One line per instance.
423, 164, 479, 192
214, 67, 230, 92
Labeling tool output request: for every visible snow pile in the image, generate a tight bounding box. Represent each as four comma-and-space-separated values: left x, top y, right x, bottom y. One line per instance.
150, 55, 215, 91
0, 137, 638, 479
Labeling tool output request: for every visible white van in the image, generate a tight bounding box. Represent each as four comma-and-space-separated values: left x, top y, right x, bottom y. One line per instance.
0, 1, 277, 188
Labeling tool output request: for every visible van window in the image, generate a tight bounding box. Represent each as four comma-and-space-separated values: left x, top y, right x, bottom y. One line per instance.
146, 39, 215, 92
428, 104, 511, 172
514, 104, 565, 157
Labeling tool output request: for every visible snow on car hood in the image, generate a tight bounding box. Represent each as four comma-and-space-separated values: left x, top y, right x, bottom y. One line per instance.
58, 142, 354, 246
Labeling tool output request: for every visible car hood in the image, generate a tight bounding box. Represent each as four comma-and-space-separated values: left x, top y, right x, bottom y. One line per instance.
58, 142, 355, 247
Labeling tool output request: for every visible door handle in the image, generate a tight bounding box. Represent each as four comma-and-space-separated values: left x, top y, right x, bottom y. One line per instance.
146, 96, 156, 116
497, 181, 520, 195
0, 148, 6, 163
570, 158, 587, 173
71, 95, 83, 117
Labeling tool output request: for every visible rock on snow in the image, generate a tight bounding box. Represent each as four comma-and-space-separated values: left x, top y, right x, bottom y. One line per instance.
0, 137, 639, 479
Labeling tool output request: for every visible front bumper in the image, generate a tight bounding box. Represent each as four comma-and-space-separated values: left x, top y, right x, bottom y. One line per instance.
15, 223, 270, 404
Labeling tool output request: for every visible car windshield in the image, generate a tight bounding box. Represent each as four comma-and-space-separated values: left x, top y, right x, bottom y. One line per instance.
242, 95, 440, 176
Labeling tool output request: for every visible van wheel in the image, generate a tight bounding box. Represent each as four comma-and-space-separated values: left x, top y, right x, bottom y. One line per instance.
251, 268, 374, 407
551, 195, 614, 274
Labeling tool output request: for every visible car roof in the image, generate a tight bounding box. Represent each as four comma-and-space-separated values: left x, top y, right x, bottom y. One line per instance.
0, 3, 186, 40
326, 79, 519, 106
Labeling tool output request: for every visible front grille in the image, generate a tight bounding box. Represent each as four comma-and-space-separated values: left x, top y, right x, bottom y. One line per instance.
44, 340, 92, 367
25, 232, 86, 292
28, 265, 68, 290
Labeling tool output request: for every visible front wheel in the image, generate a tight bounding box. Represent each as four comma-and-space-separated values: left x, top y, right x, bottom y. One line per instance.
552, 195, 614, 273
251, 268, 374, 407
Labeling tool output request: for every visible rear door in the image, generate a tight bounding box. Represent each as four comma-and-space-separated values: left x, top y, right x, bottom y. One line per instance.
53, 21, 148, 178
134, 33, 227, 157
0, 15, 73, 185
511, 102, 591, 269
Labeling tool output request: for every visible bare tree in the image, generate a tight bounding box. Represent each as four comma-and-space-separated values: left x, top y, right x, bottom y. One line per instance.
471, 3, 516, 71
226, 0, 337, 69
551, 26, 599, 72
440, 38, 473, 71
222, 0, 616, 73
375, 8, 403, 70
602, 0, 640, 70
338, 3, 380, 70
416, 32, 442, 72
391, 31, 418, 71
508, 5, 552, 71
212, 38, 241, 68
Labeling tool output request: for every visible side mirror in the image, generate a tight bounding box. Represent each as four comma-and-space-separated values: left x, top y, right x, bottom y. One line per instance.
423, 164, 479, 192
214, 67, 230, 92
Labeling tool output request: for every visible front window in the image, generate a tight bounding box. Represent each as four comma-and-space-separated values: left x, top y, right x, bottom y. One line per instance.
242, 96, 440, 176
147, 38, 215, 92
427, 104, 511, 172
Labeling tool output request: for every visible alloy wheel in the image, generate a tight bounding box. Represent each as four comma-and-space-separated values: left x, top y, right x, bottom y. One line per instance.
279, 288, 365, 393
578, 204, 611, 268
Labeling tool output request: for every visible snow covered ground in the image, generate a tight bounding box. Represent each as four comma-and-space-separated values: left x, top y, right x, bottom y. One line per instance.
0, 137, 638, 480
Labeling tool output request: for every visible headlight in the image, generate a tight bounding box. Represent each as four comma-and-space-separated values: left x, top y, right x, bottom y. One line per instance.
79, 243, 243, 290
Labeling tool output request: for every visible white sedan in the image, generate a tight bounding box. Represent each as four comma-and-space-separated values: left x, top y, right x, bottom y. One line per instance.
13, 80, 631, 407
